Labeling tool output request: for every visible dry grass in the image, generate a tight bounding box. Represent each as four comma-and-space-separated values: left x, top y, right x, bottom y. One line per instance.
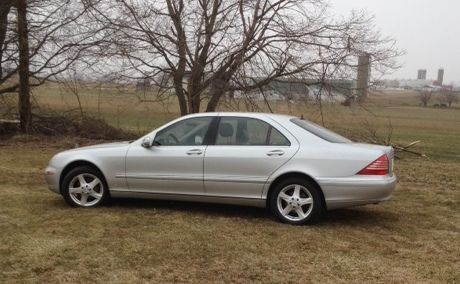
23, 84, 460, 162
0, 139, 459, 283
1, 87, 459, 283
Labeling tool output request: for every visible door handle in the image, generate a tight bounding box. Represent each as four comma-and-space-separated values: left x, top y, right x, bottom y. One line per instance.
267, 150, 285, 156
186, 149, 203, 155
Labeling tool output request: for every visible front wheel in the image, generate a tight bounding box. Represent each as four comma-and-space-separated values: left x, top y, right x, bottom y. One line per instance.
61, 166, 109, 207
269, 178, 323, 225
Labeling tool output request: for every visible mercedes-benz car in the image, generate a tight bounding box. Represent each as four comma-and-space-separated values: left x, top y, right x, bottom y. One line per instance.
44, 112, 396, 225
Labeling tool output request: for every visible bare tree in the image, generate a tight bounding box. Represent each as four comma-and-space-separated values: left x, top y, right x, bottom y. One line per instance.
1, 0, 32, 131
417, 87, 433, 107
440, 89, 458, 108
0, 0, 106, 132
86, 0, 401, 115
57, 68, 86, 118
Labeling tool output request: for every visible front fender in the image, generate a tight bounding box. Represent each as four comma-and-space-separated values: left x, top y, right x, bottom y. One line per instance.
45, 147, 129, 194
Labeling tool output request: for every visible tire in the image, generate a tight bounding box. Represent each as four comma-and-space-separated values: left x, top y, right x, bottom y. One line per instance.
61, 166, 109, 207
269, 177, 323, 225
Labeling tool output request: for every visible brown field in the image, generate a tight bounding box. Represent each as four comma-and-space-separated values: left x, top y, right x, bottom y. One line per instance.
0, 86, 459, 283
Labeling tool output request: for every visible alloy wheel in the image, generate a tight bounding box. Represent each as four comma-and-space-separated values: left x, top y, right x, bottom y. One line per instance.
68, 173, 104, 207
276, 184, 314, 221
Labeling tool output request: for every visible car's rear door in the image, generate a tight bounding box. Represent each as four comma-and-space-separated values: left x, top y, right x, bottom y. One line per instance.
125, 116, 215, 195
203, 115, 299, 199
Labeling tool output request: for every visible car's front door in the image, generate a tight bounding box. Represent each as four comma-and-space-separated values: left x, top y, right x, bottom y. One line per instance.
125, 116, 214, 195
203, 116, 299, 199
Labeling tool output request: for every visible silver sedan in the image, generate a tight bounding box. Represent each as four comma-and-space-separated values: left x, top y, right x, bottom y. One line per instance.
45, 112, 396, 225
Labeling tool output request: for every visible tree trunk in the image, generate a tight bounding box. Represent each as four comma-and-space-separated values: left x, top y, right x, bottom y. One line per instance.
206, 90, 222, 112
176, 86, 188, 115
206, 73, 231, 112
16, 0, 31, 133
187, 92, 200, 113
0, 2, 13, 80
186, 75, 201, 114
173, 76, 188, 115
206, 85, 226, 112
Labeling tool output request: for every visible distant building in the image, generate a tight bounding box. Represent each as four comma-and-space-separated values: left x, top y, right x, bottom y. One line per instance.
378, 79, 400, 89
399, 79, 434, 90
232, 78, 354, 102
417, 69, 427, 80
434, 68, 444, 86
136, 78, 151, 92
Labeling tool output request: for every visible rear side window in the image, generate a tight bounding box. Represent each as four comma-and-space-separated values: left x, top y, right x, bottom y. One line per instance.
291, 118, 351, 143
269, 128, 290, 146
215, 117, 290, 146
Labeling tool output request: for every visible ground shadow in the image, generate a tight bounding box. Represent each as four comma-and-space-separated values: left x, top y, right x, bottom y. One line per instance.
102, 197, 399, 226
109, 198, 271, 220
321, 207, 400, 227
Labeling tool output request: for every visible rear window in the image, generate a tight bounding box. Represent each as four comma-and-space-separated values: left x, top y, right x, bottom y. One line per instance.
290, 118, 351, 143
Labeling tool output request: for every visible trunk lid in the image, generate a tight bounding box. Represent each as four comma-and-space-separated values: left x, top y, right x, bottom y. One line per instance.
350, 143, 395, 175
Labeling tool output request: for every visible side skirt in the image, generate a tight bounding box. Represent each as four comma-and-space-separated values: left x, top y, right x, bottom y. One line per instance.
110, 190, 267, 208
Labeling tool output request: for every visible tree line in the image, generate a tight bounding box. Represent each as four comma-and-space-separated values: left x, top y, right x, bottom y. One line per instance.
0, 0, 400, 133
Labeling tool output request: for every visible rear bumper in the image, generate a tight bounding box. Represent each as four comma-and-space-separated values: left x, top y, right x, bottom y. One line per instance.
317, 175, 397, 210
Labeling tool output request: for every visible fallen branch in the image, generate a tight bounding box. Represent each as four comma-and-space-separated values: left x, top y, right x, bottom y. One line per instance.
353, 120, 427, 158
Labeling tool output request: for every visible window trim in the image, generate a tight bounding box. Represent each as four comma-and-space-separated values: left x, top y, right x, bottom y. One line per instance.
209, 116, 291, 147
203, 117, 220, 145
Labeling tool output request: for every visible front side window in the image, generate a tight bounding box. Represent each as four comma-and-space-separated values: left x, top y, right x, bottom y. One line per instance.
215, 117, 290, 146
154, 117, 213, 146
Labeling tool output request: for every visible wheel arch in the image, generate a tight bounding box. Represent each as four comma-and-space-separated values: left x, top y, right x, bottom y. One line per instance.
59, 160, 108, 194
266, 172, 327, 210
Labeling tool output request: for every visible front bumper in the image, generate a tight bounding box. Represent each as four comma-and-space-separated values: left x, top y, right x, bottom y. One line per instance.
317, 175, 397, 210
44, 166, 61, 194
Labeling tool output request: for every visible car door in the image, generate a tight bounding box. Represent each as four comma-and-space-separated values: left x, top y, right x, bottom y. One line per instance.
125, 116, 214, 195
203, 116, 299, 199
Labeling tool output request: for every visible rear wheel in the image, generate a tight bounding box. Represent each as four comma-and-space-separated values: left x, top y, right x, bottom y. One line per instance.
62, 166, 108, 207
269, 177, 323, 225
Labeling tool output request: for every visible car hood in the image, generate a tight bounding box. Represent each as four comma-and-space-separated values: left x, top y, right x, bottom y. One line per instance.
66, 141, 131, 152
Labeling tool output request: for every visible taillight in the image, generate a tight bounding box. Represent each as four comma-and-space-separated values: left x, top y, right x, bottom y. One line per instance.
357, 155, 389, 175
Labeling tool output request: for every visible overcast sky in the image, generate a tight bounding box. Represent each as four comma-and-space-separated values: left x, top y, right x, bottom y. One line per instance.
330, 0, 460, 83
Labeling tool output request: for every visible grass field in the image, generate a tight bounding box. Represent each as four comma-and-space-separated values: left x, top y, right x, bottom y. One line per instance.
1, 86, 459, 283
23, 83, 460, 162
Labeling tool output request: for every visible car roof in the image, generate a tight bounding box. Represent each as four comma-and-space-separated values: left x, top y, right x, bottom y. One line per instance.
183, 112, 296, 120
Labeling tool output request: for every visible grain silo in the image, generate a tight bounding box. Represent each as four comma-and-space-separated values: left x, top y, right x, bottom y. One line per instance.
417, 69, 427, 80
356, 53, 370, 102
437, 68, 444, 86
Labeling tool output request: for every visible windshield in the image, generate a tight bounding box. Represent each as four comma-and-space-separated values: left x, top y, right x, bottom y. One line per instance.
290, 118, 352, 143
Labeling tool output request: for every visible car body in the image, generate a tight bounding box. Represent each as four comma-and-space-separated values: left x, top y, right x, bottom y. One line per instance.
45, 112, 396, 224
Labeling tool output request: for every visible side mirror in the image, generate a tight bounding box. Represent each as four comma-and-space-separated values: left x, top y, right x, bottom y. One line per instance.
141, 136, 153, 148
